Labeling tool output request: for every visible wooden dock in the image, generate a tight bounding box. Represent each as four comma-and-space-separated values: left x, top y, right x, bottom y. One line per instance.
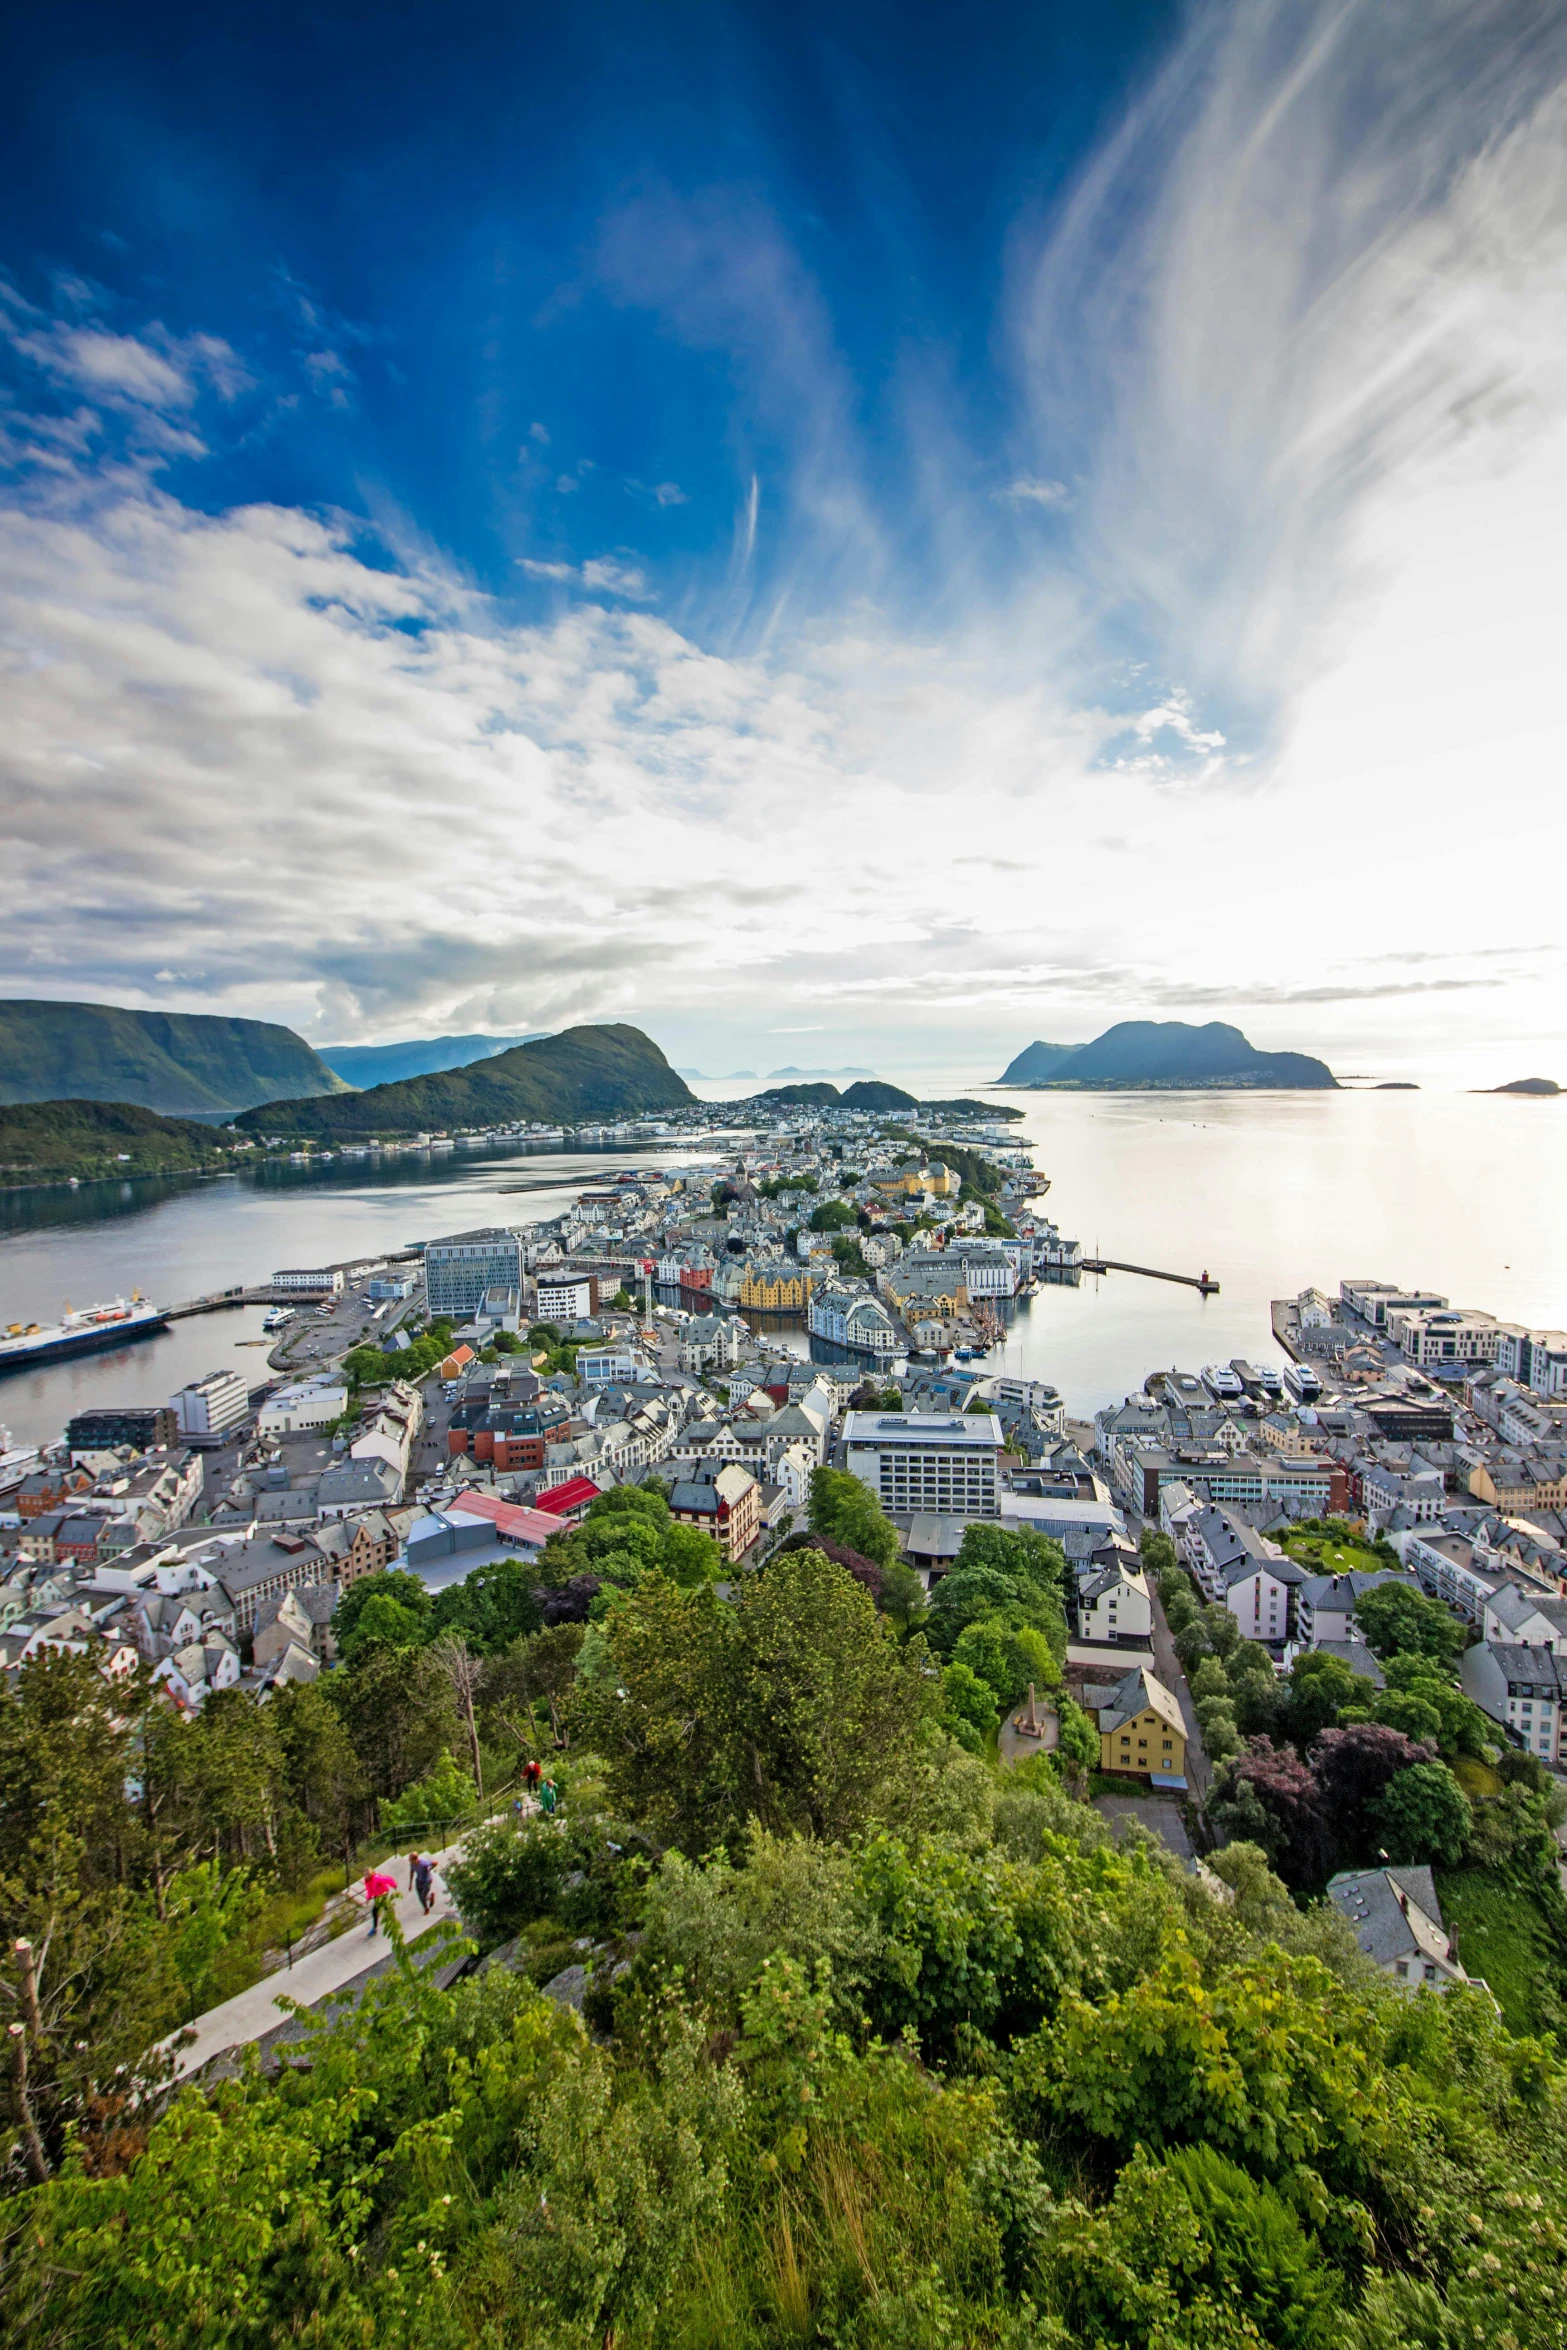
1081, 1258, 1219, 1296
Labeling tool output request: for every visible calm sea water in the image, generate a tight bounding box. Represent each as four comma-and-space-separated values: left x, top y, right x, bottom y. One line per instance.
1, 1089, 1563, 1446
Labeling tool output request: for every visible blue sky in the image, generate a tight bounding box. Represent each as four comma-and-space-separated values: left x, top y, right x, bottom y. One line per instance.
3, 0, 1567, 1083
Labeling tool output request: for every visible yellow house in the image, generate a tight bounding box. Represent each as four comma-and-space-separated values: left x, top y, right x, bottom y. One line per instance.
874, 1158, 961, 1201
738, 1266, 814, 1310
1096, 1665, 1188, 1785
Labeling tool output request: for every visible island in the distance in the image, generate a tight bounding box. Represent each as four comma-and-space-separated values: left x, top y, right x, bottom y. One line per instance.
1484, 1077, 1562, 1096
999, 1019, 1338, 1090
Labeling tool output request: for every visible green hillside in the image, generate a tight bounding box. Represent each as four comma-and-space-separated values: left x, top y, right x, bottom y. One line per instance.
234, 1022, 696, 1136
0, 999, 353, 1116
0, 1098, 246, 1188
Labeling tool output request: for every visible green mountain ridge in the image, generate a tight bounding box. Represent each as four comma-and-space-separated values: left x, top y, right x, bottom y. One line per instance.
0, 1097, 244, 1188
234, 1023, 696, 1136
1000, 1019, 1338, 1090
0, 999, 353, 1116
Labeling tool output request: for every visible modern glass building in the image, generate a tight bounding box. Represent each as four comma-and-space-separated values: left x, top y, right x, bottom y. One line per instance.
423, 1228, 524, 1319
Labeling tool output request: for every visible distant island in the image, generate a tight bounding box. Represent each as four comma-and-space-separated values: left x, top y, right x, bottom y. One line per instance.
998, 1019, 1338, 1091
1376, 1082, 1419, 1090
0, 998, 352, 1117
0, 1098, 249, 1189
234, 1023, 696, 1137
1484, 1077, 1561, 1096
767, 1064, 876, 1080
317, 1032, 545, 1087
745, 1078, 1021, 1116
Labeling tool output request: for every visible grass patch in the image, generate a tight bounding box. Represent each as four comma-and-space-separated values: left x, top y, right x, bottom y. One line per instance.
1090, 1773, 1154, 1799
1280, 1533, 1389, 1577
1435, 1865, 1567, 2033
1451, 1755, 1505, 1801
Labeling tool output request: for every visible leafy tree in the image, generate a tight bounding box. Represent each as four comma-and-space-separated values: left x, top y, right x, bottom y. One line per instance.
1280, 1650, 1369, 1746
806, 1464, 901, 1569
879, 1558, 928, 1633
427, 1556, 543, 1652
332, 1568, 432, 1655
382, 1748, 478, 1836
1312, 1722, 1431, 1872
953, 1521, 1067, 1598
325, 1641, 456, 1803
1140, 1526, 1178, 1579
272, 1679, 367, 1855
806, 1198, 858, 1232
940, 1660, 1000, 1741
952, 1617, 1058, 1710
574, 1549, 940, 1847
1354, 1580, 1469, 1665
1055, 1694, 1101, 1781
1207, 1740, 1332, 1886
1369, 1760, 1472, 1868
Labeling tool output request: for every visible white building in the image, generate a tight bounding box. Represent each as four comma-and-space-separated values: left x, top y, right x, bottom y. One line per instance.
258, 1381, 349, 1437
991, 1376, 1066, 1432
272, 1266, 345, 1295
808, 1284, 900, 1361
1077, 1561, 1153, 1645
1460, 1642, 1566, 1764
1186, 1505, 1301, 1645
536, 1274, 597, 1322
1483, 1582, 1567, 1652
1389, 1308, 1499, 1369
171, 1369, 250, 1444
844, 1409, 1000, 1522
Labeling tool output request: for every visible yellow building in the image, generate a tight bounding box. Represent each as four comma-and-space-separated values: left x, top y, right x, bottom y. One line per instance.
1096, 1665, 1188, 1784
737, 1265, 815, 1310
1469, 1458, 1567, 1512
874, 1157, 961, 1201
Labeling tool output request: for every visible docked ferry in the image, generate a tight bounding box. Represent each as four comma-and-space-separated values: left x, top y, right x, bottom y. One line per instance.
0, 1293, 168, 1373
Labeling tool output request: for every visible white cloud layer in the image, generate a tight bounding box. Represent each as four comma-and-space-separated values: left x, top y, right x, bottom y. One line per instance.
1, 0, 1566, 1082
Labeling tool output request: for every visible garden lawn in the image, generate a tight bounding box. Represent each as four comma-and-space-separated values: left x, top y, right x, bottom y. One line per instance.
1436, 1864, 1566, 2034
1280, 1531, 1390, 1577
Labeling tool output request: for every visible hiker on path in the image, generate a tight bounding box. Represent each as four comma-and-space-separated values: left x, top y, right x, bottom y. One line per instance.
414, 1854, 435, 1915
363, 1870, 397, 1937
407, 1850, 422, 1892
539, 1777, 557, 1816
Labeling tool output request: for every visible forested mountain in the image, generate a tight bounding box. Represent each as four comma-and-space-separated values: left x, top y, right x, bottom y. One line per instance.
1002, 1019, 1338, 1089
0, 999, 353, 1116
235, 1022, 695, 1135
0, 1097, 241, 1186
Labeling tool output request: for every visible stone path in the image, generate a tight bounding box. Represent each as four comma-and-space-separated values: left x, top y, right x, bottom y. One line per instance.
164, 1841, 474, 2080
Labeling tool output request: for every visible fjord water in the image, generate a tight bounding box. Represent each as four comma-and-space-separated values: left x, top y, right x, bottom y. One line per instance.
0, 1144, 714, 1447
0, 1092, 1564, 1446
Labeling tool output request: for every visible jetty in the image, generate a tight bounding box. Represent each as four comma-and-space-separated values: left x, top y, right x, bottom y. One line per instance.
1081, 1258, 1219, 1296
161, 1285, 274, 1320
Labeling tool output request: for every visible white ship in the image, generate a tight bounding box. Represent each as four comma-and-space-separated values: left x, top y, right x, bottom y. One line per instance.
0, 1292, 167, 1374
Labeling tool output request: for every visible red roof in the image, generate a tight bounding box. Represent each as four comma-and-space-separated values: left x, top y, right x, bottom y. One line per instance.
532, 1475, 602, 1519
445, 1494, 562, 1550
